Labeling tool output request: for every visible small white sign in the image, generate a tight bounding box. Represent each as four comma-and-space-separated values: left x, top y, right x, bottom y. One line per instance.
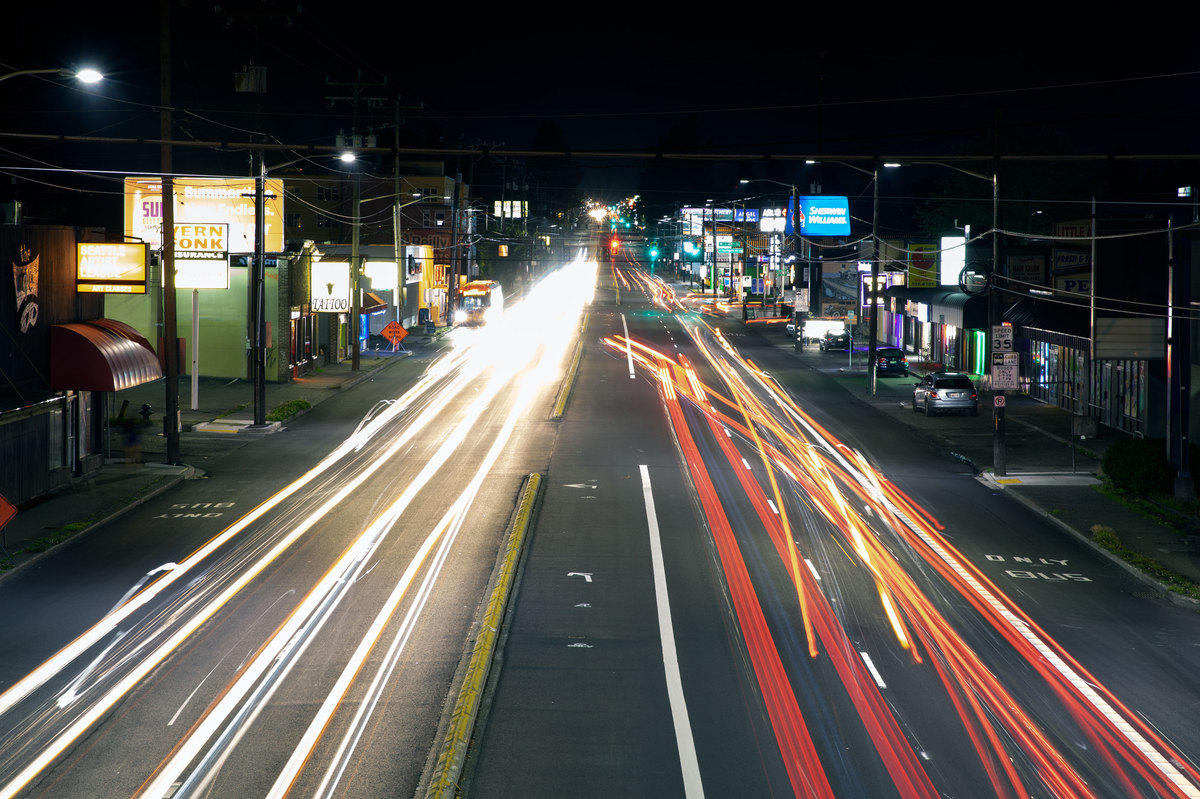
992, 364, 1019, 391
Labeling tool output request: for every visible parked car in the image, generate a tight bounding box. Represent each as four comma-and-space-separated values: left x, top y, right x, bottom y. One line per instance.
912, 372, 979, 416
819, 332, 850, 351
875, 347, 909, 376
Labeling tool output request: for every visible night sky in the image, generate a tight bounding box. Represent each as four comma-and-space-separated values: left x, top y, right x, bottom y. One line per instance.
3, 4, 1199, 223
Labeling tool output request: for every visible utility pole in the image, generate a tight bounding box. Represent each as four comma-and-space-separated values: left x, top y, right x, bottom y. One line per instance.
325, 73, 389, 371
393, 102, 403, 326
351, 156, 361, 371
251, 153, 266, 424
160, 0, 180, 464
991, 151, 1006, 476
448, 170, 461, 317
868, 158, 880, 396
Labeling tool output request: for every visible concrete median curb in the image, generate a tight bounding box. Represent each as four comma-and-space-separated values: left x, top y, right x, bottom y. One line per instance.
549, 315, 588, 421
421, 472, 543, 798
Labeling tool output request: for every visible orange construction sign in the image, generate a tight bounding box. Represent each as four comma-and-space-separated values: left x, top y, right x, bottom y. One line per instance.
381, 321, 408, 346
0, 492, 15, 535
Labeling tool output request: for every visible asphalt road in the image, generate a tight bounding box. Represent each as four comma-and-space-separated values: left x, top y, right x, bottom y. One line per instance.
0, 256, 595, 798
467, 260, 1200, 798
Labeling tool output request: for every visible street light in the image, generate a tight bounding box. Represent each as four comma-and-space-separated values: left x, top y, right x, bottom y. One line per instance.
0, 67, 104, 84
339, 151, 356, 163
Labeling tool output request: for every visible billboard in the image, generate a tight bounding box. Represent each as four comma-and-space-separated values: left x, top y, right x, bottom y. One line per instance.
785, 196, 851, 236
939, 236, 966, 286
1007, 253, 1046, 285
124, 177, 285, 253
311, 261, 350, 312
908, 243, 937, 288
76, 243, 147, 294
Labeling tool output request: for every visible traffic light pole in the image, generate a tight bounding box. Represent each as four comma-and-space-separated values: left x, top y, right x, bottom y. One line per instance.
991, 165, 1006, 476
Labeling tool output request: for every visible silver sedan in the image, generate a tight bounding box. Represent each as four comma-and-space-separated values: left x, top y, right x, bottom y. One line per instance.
912, 373, 979, 416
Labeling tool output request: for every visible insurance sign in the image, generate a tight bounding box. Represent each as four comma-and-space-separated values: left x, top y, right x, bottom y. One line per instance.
786, 196, 851, 237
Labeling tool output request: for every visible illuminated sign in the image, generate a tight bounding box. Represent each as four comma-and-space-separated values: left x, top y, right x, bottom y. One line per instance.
174, 223, 229, 289
939, 236, 966, 286
492, 200, 528, 219
124, 177, 285, 253
759, 208, 786, 233
76, 243, 147, 294
310, 261, 350, 312
363, 261, 398, 292
785, 196, 851, 236
908, 243, 938, 288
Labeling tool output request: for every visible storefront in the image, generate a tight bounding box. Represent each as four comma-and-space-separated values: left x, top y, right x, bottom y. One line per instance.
884, 287, 987, 375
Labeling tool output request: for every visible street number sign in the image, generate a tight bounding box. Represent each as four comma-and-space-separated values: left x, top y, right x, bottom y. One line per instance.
381, 321, 408, 345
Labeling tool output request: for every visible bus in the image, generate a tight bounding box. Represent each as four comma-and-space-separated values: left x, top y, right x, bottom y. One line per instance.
455, 280, 504, 326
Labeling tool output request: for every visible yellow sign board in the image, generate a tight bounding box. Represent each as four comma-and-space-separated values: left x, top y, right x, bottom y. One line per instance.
76, 243, 147, 294
124, 177, 285, 253
907, 243, 938, 288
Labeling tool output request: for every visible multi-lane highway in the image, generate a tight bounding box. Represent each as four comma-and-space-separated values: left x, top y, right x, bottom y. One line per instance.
2, 248, 1199, 798
467, 253, 1200, 798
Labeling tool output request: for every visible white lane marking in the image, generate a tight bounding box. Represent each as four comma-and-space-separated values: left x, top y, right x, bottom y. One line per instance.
804, 559, 821, 581
741, 458, 752, 471
766, 499, 779, 515
723, 428, 732, 438
567, 572, 594, 582
639, 465, 704, 798
859, 651, 887, 689
622, 313, 636, 379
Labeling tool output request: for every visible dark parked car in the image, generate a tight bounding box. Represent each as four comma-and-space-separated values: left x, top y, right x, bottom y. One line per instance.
819, 332, 850, 351
875, 347, 909, 376
912, 372, 979, 416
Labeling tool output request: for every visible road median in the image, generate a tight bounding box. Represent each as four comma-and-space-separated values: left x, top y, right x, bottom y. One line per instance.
421, 472, 543, 799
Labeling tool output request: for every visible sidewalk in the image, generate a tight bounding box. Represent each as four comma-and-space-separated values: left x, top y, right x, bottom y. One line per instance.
771, 331, 1200, 602
0, 336, 442, 577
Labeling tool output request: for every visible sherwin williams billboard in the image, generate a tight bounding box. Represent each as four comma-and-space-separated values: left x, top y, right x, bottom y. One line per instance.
785, 196, 851, 237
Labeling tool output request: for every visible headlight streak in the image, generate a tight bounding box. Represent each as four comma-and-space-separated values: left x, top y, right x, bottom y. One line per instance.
0, 348, 469, 726
284, 345, 557, 799
135, 255, 596, 799
0, 256, 597, 799
605, 318, 1200, 798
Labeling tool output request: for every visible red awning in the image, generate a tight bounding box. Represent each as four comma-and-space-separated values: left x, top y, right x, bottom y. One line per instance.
51, 320, 163, 392
361, 291, 388, 314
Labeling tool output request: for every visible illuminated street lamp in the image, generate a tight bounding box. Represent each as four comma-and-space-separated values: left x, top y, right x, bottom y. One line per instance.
0, 67, 103, 84
339, 151, 357, 163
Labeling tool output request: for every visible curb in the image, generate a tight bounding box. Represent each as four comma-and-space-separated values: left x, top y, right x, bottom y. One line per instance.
1001, 486, 1200, 610
0, 465, 196, 585
550, 340, 584, 421
781, 337, 1199, 610
421, 473, 543, 798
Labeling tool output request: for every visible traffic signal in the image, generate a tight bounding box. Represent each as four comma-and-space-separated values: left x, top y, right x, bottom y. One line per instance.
610, 238, 619, 249
649, 247, 659, 259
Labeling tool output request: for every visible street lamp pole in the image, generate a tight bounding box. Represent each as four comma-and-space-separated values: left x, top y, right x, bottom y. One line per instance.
159, 2, 180, 464
869, 159, 880, 396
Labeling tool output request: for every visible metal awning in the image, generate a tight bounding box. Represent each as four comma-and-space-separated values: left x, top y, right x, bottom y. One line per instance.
360, 291, 388, 314
885, 286, 987, 329
50, 320, 162, 392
